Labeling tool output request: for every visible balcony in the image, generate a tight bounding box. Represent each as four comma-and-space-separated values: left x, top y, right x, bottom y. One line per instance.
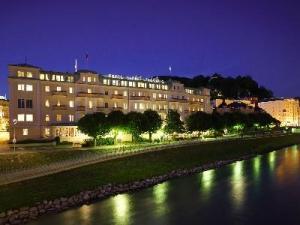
52, 91, 67, 97
76, 106, 85, 111
155, 97, 168, 101
130, 96, 150, 101
52, 105, 67, 110
111, 94, 124, 99
170, 98, 188, 103
77, 92, 103, 98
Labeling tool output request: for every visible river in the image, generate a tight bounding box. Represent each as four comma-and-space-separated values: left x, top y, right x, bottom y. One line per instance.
29, 145, 300, 225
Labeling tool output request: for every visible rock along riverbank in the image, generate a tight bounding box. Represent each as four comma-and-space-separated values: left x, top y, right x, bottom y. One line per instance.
0, 154, 255, 225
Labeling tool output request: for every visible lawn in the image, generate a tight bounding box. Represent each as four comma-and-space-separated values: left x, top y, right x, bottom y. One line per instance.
0, 134, 300, 212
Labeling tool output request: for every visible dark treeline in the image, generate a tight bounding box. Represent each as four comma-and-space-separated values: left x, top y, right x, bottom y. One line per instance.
158, 74, 273, 100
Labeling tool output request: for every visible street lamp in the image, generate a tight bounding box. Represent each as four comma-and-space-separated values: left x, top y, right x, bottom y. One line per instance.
12, 119, 17, 152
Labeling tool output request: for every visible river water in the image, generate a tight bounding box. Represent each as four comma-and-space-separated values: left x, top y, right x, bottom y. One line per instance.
29, 145, 300, 225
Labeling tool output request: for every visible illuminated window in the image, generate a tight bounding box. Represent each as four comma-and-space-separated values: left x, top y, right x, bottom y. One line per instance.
153, 93, 156, 99
152, 104, 156, 110
17, 114, 25, 122
114, 90, 118, 95
45, 114, 50, 122
69, 87, 73, 94
114, 102, 118, 108
69, 100, 74, 108
88, 100, 93, 109
123, 103, 128, 109
87, 88, 92, 93
134, 103, 138, 110
56, 114, 62, 122
26, 114, 33, 122
45, 128, 50, 136
17, 71, 25, 77
27, 72, 33, 78
22, 128, 28, 136
123, 91, 127, 96
40, 74, 45, 80
88, 77, 92, 82
201, 107, 204, 111
94, 77, 96, 82
103, 79, 107, 85
201, 98, 204, 103
83, 76, 86, 82
121, 80, 127, 86
57, 100, 61, 106
57, 86, 62, 92
45, 86, 50, 92
26, 84, 33, 91
45, 100, 50, 107
18, 84, 25, 91
69, 114, 74, 122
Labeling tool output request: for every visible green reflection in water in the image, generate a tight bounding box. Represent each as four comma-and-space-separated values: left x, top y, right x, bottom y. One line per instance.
269, 151, 276, 171
200, 169, 215, 197
153, 182, 169, 216
253, 156, 261, 182
231, 161, 245, 210
112, 194, 130, 225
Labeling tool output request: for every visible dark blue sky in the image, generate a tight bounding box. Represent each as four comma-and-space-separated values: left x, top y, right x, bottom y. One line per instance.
1, 0, 299, 97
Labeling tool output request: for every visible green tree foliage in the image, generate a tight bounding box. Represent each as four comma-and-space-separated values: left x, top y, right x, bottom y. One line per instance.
143, 110, 162, 142
107, 110, 126, 143
125, 112, 146, 142
186, 111, 212, 134
158, 74, 273, 100
164, 110, 184, 134
77, 112, 109, 146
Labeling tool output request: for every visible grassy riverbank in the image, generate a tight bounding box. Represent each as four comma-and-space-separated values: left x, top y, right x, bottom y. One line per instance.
1, 134, 300, 212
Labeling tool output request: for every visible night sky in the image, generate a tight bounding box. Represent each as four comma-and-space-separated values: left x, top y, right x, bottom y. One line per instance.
1, 0, 299, 97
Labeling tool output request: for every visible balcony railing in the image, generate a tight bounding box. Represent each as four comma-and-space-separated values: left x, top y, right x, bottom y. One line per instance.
52, 105, 67, 110
130, 96, 150, 101
170, 98, 188, 103
76, 106, 85, 111
77, 92, 103, 98
111, 94, 124, 99
52, 91, 67, 96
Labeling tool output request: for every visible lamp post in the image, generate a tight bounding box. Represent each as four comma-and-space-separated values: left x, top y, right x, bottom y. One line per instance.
12, 119, 17, 152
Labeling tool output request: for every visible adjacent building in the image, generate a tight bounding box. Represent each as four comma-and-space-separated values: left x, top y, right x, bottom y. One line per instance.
8, 64, 212, 142
258, 98, 300, 127
0, 96, 9, 142
214, 98, 259, 114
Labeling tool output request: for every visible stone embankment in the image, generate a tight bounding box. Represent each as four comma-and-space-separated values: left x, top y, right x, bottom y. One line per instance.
0, 154, 253, 225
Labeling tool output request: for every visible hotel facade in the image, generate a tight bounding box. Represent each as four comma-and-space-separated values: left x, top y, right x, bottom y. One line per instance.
8, 64, 212, 142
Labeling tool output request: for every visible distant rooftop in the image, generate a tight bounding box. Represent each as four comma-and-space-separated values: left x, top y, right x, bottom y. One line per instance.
9, 63, 40, 69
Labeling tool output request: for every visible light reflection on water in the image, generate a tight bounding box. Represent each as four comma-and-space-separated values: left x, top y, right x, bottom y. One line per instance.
28, 145, 300, 225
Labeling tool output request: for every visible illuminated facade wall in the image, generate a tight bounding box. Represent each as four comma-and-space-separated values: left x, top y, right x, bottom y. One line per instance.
8, 64, 212, 142
259, 99, 300, 127
0, 98, 9, 131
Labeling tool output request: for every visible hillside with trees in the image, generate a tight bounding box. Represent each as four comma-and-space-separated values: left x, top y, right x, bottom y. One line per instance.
157, 74, 273, 100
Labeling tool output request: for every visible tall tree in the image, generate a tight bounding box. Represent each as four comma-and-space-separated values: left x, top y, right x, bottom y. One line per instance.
107, 110, 126, 143
125, 112, 145, 142
186, 111, 212, 135
143, 109, 162, 142
164, 110, 184, 135
77, 112, 109, 146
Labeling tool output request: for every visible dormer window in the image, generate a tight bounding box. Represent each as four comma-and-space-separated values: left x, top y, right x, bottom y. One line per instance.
27, 72, 33, 78
17, 71, 25, 77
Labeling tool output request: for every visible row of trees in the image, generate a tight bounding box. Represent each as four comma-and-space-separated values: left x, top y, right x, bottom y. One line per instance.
78, 109, 280, 146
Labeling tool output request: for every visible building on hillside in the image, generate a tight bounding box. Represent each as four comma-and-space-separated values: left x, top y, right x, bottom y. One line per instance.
8, 64, 212, 142
214, 98, 260, 114
258, 98, 300, 127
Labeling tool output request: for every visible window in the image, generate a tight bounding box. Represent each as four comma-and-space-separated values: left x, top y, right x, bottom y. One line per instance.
94, 77, 96, 82
69, 114, 74, 122
57, 100, 61, 106
26, 84, 33, 91
105, 102, 108, 108
22, 128, 28, 136
87, 88, 92, 93
123, 91, 127, 96
114, 102, 118, 108
123, 103, 128, 110
18, 84, 25, 91
114, 90, 118, 95
45, 114, 50, 122
153, 93, 157, 99
57, 86, 62, 92
69, 100, 74, 108
69, 87, 73, 94
26, 99, 33, 108
45, 128, 50, 136
134, 103, 138, 110
200, 98, 204, 103
139, 103, 144, 110
88, 100, 93, 109
200, 107, 204, 111
45, 86, 50, 92
40, 74, 45, 80
87, 77, 92, 82
105, 91, 108, 95
56, 114, 62, 122
103, 79, 107, 85
45, 100, 50, 107
83, 76, 86, 82
27, 72, 33, 78
17, 71, 25, 77
26, 114, 33, 122
17, 114, 25, 121
18, 99, 25, 108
